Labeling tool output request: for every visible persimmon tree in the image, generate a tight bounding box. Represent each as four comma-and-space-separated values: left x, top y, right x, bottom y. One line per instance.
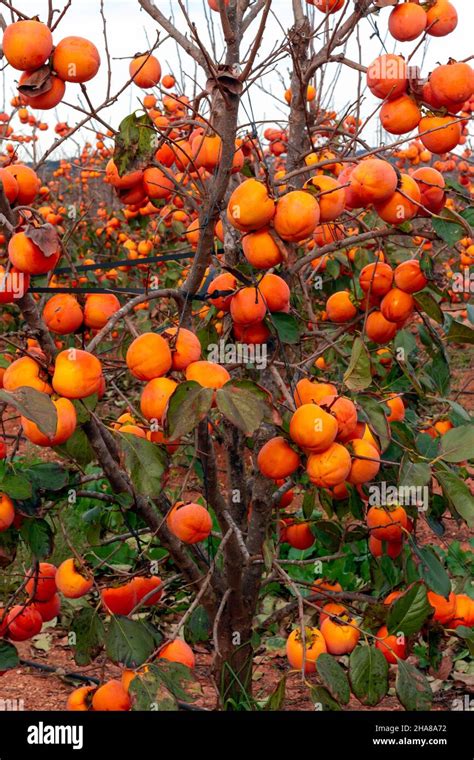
0, 0, 473, 712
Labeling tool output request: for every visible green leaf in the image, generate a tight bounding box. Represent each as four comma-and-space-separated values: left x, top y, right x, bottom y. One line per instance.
446, 320, 474, 345
113, 111, 154, 176
349, 645, 389, 706
414, 292, 443, 325
0, 387, 57, 438
106, 616, 156, 668
310, 685, 341, 711
1, 474, 32, 500
396, 660, 433, 711
269, 313, 301, 344
264, 675, 287, 711
343, 338, 371, 391
399, 457, 431, 489
438, 424, 474, 462
411, 543, 451, 597
184, 606, 210, 644
20, 518, 53, 560
356, 394, 390, 452
387, 583, 432, 636
302, 489, 316, 520
164, 381, 213, 439
455, 626, 474, 656
119, 433, 167, 498
56, 428, 96, 468
0, 640, 19, 670
316, 653, 350, 705
129, 661, 198, 711
215, 381, 266, 435
432, 216, 464, 245
26, 463, 69, 492
71, 607, 106, 666
435, 468, 474, 528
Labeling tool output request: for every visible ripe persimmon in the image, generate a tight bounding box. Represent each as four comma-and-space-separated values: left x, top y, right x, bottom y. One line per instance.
52, 349, 102, 399
55, 558, 93, 598
384, 394, 405, 423
126, 332, 172, 381
307, 175, 345, 222
43, 294, 84, 334
374, 174, 421, 224
143, 167, 174, 199
21, 75, 66, 110
131, 576, 163, 606
412, 167, 446, 216
52, 36, 101, 83
359, 262, 393, 297
369, 535, 403, 559
429, 62, 474, 107
84, 294, 120, 330
242, 228, 283, 269
230, 286, 267, 325
281, 519, 315, 550
257, 436, 300, 479
306, 442, 351, 488
326, 291, 357, 323
319, 395, 358, 439
451, 594, 474, 628
348, 439, 381, 484
159, 639, 195, 668
3, 355, 52, 395
367, 54, 407, 100
32, 593, 61, 622
258, 273, 290, 312
208, 273, 237, 310
6, 605, 43, 641
167, 501, 212, 544
380, 288, 414, 323
286, 627, 327, 673
101, 582, 137, 616
0, 493, 15, 532
185, 360, 230, 389
350, 159, 398, 205
25, 563, 57, 602
320, 610, 360, 655
129, 54, 161, 88
273, 190, 320, 242
8, 231, 60, 275
5, 164, 40, 204
2, 20, 53, 71
388, 3, 427, 41
227, 179, 275, 232
294, 379, 337, 408
162, 326, 202, 370
426, 0, 458, 37
140, 377, 177, 422
375, 625, 407, 663
92, 680, 131, 711
393, 259, 428, 293
418, 116, 462, 155
22, 396, 77, 447
365, 311, 398, 344
380, 95, 421, 135
67, 685, 96, 711
289, 403, 338, 452
367, 505, 408, 542
427, 590, 456, 625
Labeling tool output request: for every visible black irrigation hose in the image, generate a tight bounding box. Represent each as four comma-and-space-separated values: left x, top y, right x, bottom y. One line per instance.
50, 251, 194, 275
19, 659, 209, 712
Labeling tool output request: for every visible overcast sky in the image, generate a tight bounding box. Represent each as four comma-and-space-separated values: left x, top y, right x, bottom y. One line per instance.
1, 0, 473, 161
